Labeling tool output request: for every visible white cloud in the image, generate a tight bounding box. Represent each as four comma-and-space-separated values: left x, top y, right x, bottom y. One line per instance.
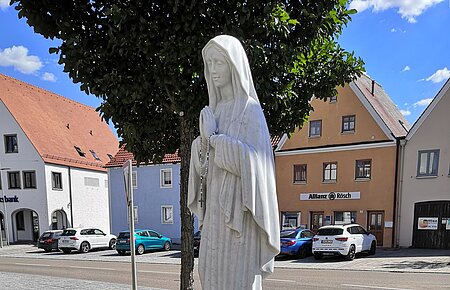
390, 28, 397, 32
0, 46, 43, 74
42, 72, 56, 82
349, 0, 444, 23
426, 67, 450, 83
413, 98, 433, 107
0, 0, 10, 10
400, 109, 411, 116
402, 65, 410, 72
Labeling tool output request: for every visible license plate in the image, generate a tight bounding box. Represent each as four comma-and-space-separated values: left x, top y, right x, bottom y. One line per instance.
62, 240, 68, 243
118, 240, 126, 244
321, 240, 333, 244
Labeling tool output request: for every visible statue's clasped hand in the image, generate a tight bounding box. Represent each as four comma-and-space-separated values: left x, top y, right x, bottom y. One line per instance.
200, 106, 218, 142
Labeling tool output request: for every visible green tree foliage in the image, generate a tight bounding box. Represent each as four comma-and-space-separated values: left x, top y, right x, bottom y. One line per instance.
12, 1, 364, 289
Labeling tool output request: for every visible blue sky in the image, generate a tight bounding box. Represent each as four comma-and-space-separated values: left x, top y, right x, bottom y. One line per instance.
1, 0, 449, 128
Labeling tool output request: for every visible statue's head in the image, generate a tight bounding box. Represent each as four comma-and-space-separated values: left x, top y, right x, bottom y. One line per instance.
204, 44, 232, 89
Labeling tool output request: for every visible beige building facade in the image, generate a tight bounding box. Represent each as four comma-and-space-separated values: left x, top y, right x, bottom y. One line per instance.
398, 79, 450, 249
275, 75, 408, 247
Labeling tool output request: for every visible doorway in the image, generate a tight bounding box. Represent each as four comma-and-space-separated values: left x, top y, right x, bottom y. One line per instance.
51, 210, 69, 230
367, 211, 384, 246
310, 212, 324, 232
413, 201, 450, 249
12, 209, 39, 243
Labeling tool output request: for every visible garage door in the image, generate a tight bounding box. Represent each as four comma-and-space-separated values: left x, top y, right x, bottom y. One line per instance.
412, 201, 450, 249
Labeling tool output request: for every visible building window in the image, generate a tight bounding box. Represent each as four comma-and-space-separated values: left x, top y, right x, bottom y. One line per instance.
16, 211, 25, 231
309, 120, 322, 137
23, 171, 37, 189
74, 146, 86, 157
334, 211, 357, 224
162, 205, 174, 224
282, 212, 300, 229
4, 134, 18, 153
52, 172, 62, 190
342, 115, 356, 133
417, 150, 439, 177
160, 169, 172, 188
293, 164, 307, 183
107, 154, 114, 160
89, 150, 101, 161
329, 95, 337, 103
84, 177, 100, 187
132, 171, 137, 188
8, 171, 21, 189
355, 159, 371, 179
323, 162, 337, 182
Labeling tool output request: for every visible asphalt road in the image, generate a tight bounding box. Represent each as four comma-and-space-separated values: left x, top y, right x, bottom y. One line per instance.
0, 256, 449, 289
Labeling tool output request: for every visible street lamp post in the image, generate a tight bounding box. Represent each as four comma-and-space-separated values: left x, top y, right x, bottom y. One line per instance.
0, 167, 11, 246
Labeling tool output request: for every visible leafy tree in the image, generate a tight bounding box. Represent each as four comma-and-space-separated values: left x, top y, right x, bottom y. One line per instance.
12, 0, 364, 289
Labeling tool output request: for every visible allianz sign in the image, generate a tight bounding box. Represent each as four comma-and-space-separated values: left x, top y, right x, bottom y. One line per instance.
299, 192, 360, 201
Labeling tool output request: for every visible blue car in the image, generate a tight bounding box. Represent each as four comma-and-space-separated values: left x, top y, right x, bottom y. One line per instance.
279, 228, 315, 258
116, 229, 172, 255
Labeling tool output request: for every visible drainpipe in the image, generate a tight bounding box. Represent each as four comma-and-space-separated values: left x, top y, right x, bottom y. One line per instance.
68, 166, 74, 227
391, 138, 401, 248
394, 139, 407, 247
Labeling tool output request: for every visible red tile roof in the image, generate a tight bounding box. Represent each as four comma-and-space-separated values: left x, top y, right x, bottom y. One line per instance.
354, 74, 409, 138
105, 136, 281, 168
0, 73, 119, 172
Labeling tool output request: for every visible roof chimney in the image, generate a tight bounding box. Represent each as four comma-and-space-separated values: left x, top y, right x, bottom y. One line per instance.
371, 80, 375, 95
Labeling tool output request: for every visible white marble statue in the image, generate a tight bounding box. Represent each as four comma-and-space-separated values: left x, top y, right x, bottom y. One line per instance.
188, 35, 280, 290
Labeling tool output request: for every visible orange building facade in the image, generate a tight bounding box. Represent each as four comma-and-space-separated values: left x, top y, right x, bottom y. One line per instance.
275, 75, 408, 247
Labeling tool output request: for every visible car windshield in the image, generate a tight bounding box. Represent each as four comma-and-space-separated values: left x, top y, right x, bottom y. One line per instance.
41, 232, 52, 239
118, 232, 130, 239
280, 230, 298, 238
61, 229, 77, 236
316, 228, 344, 236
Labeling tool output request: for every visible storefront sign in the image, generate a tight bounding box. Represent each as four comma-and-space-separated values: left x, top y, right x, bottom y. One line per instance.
300, 192, 360, 201
0, 195, 19, 202
418, 217, 438, 230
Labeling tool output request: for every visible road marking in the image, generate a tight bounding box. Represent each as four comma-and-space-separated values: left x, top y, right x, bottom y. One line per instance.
139, 270, 179, 275
14, 263, 51, 267
266, 278, 296, 283
68, 266, 116, 271
342, 284, 412, 290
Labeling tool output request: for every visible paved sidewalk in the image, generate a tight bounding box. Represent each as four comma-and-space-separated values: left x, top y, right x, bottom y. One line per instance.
0, 244, 449, 274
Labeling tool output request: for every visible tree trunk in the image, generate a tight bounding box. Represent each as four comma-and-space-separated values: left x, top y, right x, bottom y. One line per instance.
179, 116, 196, 290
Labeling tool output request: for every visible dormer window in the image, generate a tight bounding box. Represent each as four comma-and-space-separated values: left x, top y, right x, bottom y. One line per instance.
107, 154, 114, 160
74, 146, 86, 157
90, 150, 101, 161
329, 95, 337, 103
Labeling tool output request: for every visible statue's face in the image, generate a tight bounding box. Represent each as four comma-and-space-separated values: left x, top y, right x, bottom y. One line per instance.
205, 46, 231, 88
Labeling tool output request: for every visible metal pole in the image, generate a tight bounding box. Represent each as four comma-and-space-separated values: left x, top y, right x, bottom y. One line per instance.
128, 163, 137, 290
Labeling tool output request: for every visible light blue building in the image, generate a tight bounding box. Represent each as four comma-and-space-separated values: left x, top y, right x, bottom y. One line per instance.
106, 147, 196, 244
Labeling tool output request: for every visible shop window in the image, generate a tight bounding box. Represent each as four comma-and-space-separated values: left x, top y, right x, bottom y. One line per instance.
323, 162, 337, 182
160, 169, 172, 188
8, 171, 21, 189
417, 150, 439, 177
309, 120, 322, 137
16, 211, 24, 231
282, 212, 300, 229
355, 159, 371, 179
4, 134, 18, 153
162, 205, 174, 224
334, 211, 356, 225
23, 171, 37, 189
52, 172, 62, 190
293, 164, 307, 183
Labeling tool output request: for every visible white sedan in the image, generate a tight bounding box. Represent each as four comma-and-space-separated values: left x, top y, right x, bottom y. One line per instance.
58, 228, 117, 254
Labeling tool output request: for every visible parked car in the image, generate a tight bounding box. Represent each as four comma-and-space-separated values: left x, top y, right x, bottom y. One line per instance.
37, 230, 63, 252
58, 228, 117, 254
312, 224, 377, 261
279, 228, 315, 258
193, 230, 201, 256
116, 229, 172, 255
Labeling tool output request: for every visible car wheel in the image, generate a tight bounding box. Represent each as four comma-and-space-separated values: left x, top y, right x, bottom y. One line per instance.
109, 239, 117, 250
80, 242, 90, 253
313, 253, 323, 260
62, 249, 71, 254
345, 245, 356, 261
117, 250, 126, 256
44, 249, 51, 253
164, 241, 171, 251
136, 244, 145, 255
297, 247, 307, 259
369, 241, 376, 255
